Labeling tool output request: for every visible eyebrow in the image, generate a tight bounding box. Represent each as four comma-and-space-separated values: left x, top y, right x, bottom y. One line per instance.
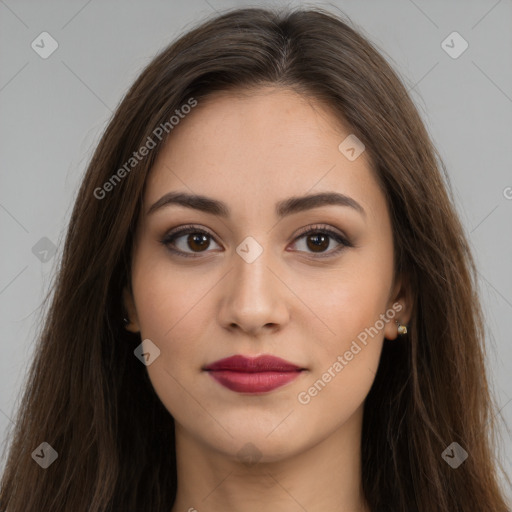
147, 191, 366, 219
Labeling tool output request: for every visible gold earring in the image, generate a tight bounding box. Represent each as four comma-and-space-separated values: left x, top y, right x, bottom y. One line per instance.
395, 320, 407, 335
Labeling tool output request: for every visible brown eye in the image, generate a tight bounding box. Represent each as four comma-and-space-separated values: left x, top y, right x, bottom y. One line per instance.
161, 224, 352, 259
291, 225, 352, 257
161, 226, 221, 258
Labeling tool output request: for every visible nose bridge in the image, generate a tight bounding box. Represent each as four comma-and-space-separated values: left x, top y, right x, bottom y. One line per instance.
231, 240, 276, 306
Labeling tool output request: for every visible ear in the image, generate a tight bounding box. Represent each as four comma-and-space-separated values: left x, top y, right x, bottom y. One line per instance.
384, 273, 413, 341
122, 285, 140, 333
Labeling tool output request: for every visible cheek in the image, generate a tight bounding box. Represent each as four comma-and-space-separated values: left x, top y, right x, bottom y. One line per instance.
132, 252, 207, 337
132, 266, 212, 421
296, 277, 387, 420
131, 258, 211, 380
294, 254, 392, 408
304, 257, 393, 346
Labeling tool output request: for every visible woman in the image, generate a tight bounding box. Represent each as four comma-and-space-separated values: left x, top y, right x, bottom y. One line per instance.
1, 6, 509, 511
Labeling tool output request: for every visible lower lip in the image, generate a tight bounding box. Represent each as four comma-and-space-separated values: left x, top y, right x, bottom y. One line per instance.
206, 370, 302, 393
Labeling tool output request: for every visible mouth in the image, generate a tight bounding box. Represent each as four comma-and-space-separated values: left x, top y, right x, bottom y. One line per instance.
203, 354, 306, 394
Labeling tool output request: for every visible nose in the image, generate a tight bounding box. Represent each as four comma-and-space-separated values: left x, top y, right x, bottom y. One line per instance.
217, 245, 290, 336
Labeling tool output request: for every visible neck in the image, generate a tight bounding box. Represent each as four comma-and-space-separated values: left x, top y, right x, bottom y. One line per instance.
171, 405, 370, 512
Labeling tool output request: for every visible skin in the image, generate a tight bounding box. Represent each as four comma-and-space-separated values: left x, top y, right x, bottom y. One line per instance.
123, 86, 412, 512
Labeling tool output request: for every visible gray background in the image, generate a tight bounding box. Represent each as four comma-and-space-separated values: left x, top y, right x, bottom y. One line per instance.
1, 0, 511, 498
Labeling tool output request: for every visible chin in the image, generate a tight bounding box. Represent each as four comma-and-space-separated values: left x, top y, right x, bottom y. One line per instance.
208, 424, 312, 463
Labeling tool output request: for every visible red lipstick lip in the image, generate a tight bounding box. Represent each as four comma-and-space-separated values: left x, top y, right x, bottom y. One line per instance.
203, 355, 306, 393
204, 354, 303, 372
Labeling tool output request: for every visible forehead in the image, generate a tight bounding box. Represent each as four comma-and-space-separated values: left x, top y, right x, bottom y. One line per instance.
143, 87, 383, 222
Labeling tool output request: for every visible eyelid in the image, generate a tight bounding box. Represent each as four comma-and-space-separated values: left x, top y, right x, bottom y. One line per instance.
165, 223, 216, 240
292, 223, 349, 243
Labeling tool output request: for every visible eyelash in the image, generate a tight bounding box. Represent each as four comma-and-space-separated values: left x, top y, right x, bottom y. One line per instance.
160, 223, 352, 259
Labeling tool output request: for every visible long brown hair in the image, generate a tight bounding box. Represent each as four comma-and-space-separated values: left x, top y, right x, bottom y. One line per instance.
1, 6, 509, 511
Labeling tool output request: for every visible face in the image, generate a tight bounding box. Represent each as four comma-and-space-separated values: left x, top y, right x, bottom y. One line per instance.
124, 86, 409, 463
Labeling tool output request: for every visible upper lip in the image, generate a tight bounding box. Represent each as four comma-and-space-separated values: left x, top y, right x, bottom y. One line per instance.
203, 355, 304, 372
